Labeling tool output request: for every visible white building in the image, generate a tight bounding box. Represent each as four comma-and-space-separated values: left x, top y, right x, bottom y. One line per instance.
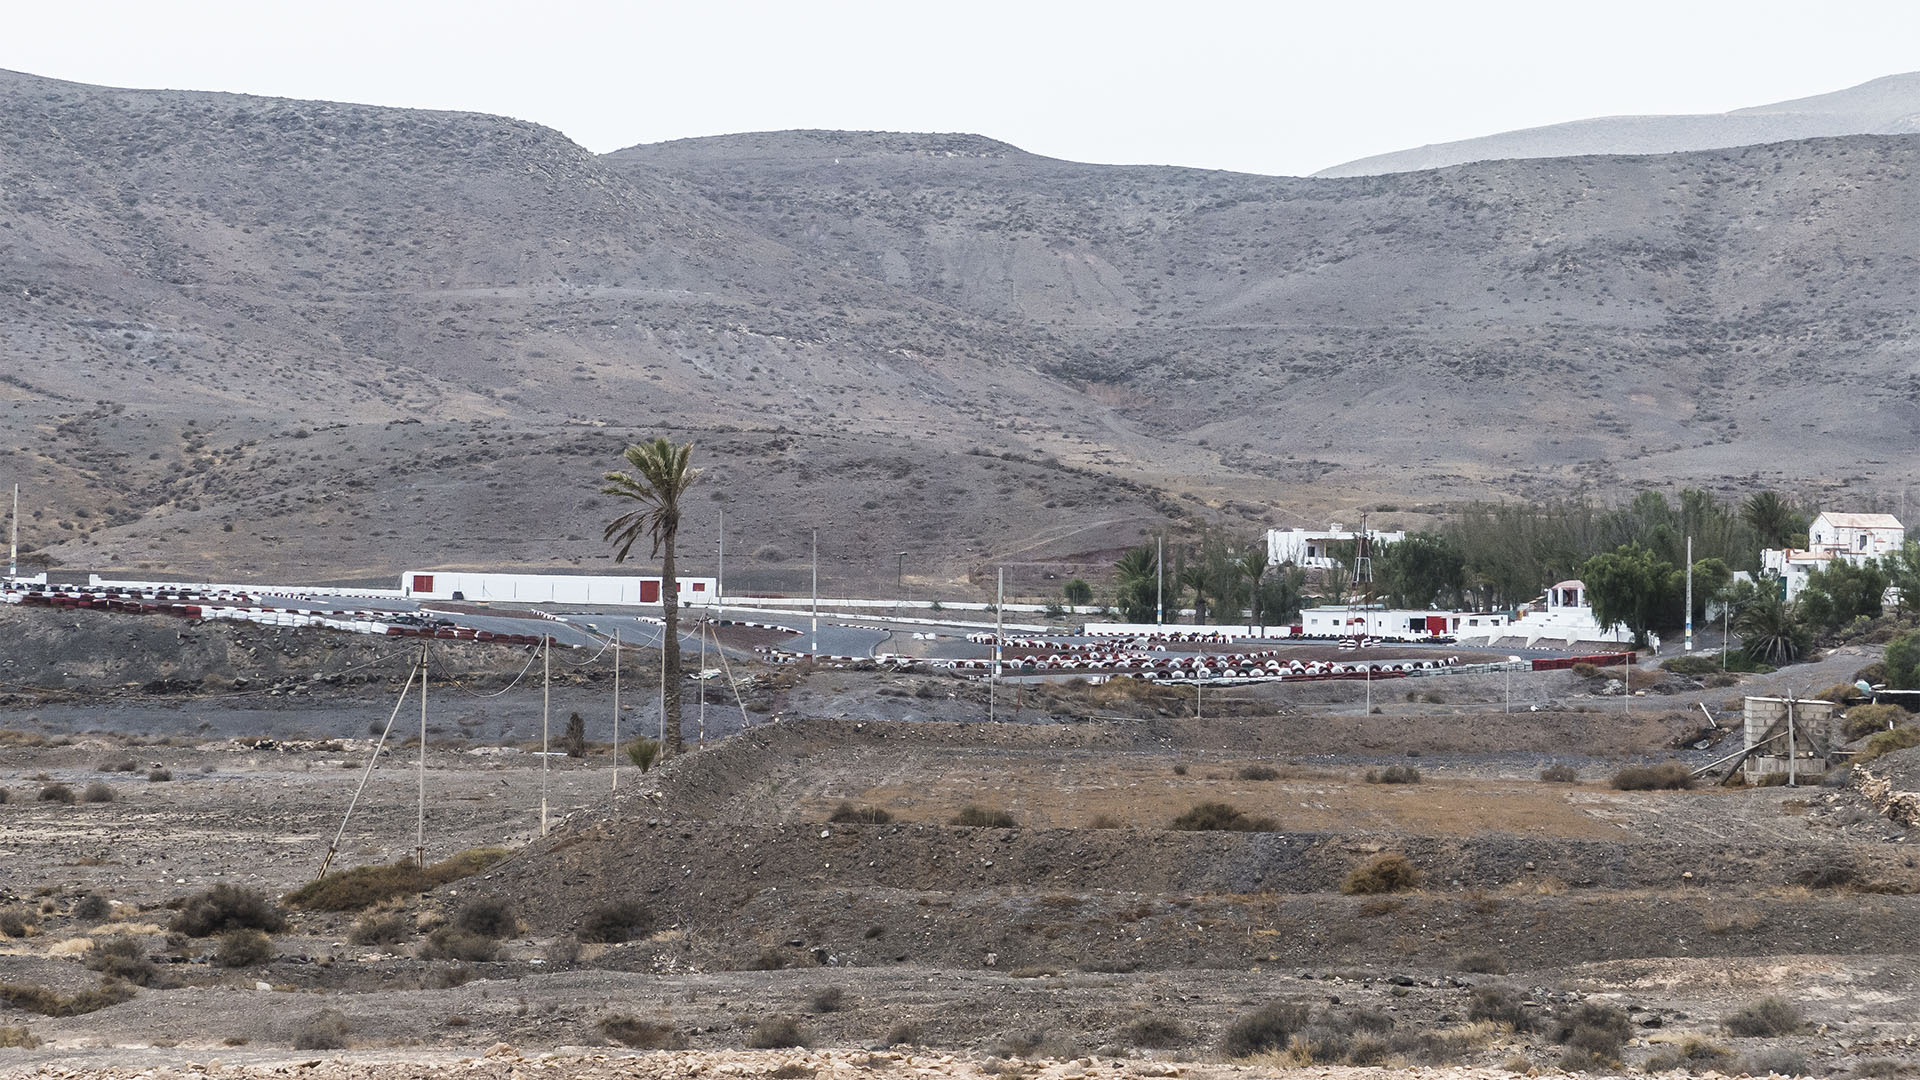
1296, 604, 1510, 641
1509, 579, 1646, 649
1267, 523, 1407, 570
1761, 512, 1904, 600
400, 570, 718, 607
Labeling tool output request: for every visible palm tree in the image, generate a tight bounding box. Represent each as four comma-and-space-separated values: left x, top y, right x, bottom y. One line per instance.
1742, 491, 1800, 550
1733, 587, 1808, 667
1112, 544, 1161, 623
1178, 565, 1210, 625
1237, 546, 1270, 630
602, 438, 699, 756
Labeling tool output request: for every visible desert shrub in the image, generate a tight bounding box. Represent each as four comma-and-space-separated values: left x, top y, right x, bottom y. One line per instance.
1555, 1001, 1630, 1067
348, 909, 413, 946
562, 712, 587, 758
885, 1020, 924, 1046
747, 1015, 810, 1049
950, 806, 1016, 828
1366, 764, 1421, 784
1845, 704, 1907, 740
81, 783, 116, 803
1796, 859, 1861, 890
808, 986, 845, 1013
214, 929, 274, 968
1539, 763, 1578, 783
1645, 1034, 1733, 1073
147, 768, 173, 782
0, 1024, 39, 1048
1570, 663, 1601, 678
291, 1008, 351, 1050
599, 1015, 686, 1049
452, 896, 516, 938
1452, 951, 1509, 974
1611, 761, 1696, 790
747, 948, 789, 971
1172, 763, 1188, 776
1724, 995, 1803, 1037
1739, 1048, 1812, 1076
1341, 853, 1420, 895
1121, 1016, 1187, 1048
1855, 661, 1890, 686
1816, 682, 1861, 704
419, 926, 498, 962
625, 737, 661, 771
169, 885, 285, 938
39, 783, 75, 804
284, 847, 509, 911
1848, 1058, 1913, 1077
99, 759, 138, 773
1662, 655, 1721, 676
828, 801, 893, 825
578, 900, 653, 944
1469, 985, 1533, 1031
82, 935, 156, 985
71, 893, 110, 922
1087, 814, 1124, 829
0, 908, 34, 938
1222, 1001, 1308, 1057
1169, 801, 1278, 832
1237, 764, 1281, 781
1858, 725, 1920, 764
0, 979, 135, 1016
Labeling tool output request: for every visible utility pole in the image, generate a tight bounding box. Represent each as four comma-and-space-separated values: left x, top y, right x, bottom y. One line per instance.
896, 551, 907, 612
1685, 535, 1694, 653
8, 484, 17, 579
810, 528, 819, 654
717, 510, 724, 605
611, 628, 621, 796
541, 635, 551, 837
990, 567, 1003, 722
1155, 534, 1164, 628
416, 643, 428, 868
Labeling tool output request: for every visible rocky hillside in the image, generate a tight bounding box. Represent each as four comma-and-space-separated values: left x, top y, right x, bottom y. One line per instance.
4, 68, 1918, 590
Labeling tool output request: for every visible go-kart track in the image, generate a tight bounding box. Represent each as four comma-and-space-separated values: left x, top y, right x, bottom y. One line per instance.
3, 577, 1631, 687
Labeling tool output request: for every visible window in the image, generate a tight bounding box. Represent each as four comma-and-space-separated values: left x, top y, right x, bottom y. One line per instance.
411, 575, 433, 594
691, 582, 706, 592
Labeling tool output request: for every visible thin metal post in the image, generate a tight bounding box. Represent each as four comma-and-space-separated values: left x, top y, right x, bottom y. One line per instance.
1155, 535, 1164, 627
717, 510, 724, 605
1505, 663, 1511, 714
1624, 650, 1631, 715
811, 528, 819, 653
541, 635, 550, 837
1787, 694, 1798, 787
318, 661, 418, 878
697, 617, 708, 749
416, 643, 427, 868
611, 628, 621, 796
1685, 535, 1694, 653
991, 568, 1003, 722
7, 484, 16, 579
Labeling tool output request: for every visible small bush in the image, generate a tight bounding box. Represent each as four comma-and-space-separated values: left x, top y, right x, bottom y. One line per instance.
578, 900, 653, 944
562, 712, 587, 758
1739, 1048, 1812, 1076
1611, 761, 1696, 790
1848, 1058, 1912, 1078
170, 885, 286, 937
71, 893, 111, 922
214, 929, 274, 968
1724, 995, 1803, 1037
1121, 1016, 1188, 1048
0, 908, 35, 938
0, 979, 136, 1017
1858, 725, 1920, 764
885, 1021, 924, 1046
950, 806, 1016, 828
1845, 704, 1907, 740
1452, 951, 1509, 974
1570, 662, 1601, 678
1172, 763, 1188, 776
1169, 801, 1279, 832
599, 1015, 686, 1049
1469, 985, 1533, 1031
1645, 1034, 1733, 1073
348, 910, 413, 946
291, 1008, 351, 1050
0, 1024, 39, 1048
1365, 764, 1421, 784
1662, 655, 1721, 676
809, 986, 845, 1013
1342, 853, 1420, 895
747, 1015, 810, 1049
99, 759, 138, 773
81, 783, 116, 803
1087, 814, 1124, 829
1554, 1001, 1630, 1068
82, 935, 156, 985
284, 847, 509, 911
1222, 1001, 1308, 1057
625, 737, 661, 772
828, 801, 893, 825
419, 926, 498, 962
147, 768, 173, 782
1815, 682, 1860, 704
452, 896, 516, 938
1539, 763, 1578, 783
1237, 764, 1281, 781
39, 783, 75, 804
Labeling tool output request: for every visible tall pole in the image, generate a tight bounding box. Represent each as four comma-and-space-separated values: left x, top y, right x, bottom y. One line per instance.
541, 635, 551, 837
1685, 535, 1694, 654
416, 643, 427, 868
1155, 534, 1164, 628
8, 483, 16, 579
1786, 692, 1798, 787
611, 628, 621, 796
896, 551, 907, 612
717, 510, 724, 605
1723, 602, 1729, 670
1505, 662, 1511, 714
991, 567, 1003, 722
697, 618, 708, 749
811, 528, 819, 654
1624, 648, 1630, 716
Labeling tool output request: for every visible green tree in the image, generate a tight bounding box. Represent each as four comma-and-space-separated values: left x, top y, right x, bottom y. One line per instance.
1579, 545, 1679, 647
1880, 542, 1920, 616
1734, 586, 1810, 666
1798, 558, 1888, 635
1377, 531, 1466, 609
1259, 566, 1307, 624
1062, 578, 1092, 607
1884, 630, 1920, 689
1237, 546, 1270, 628
1742, 491, 1804, 550
1178, 565, 1211, 625
1112, 544, 1162, 623
602, 438, 699, 756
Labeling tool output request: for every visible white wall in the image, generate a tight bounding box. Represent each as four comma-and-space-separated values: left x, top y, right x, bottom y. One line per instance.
400, 571, 718, 607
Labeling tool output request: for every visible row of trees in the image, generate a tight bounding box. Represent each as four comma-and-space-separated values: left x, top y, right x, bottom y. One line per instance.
1108, 531, 1307, 626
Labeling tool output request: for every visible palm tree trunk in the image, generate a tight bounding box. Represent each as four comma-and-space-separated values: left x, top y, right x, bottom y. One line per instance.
661, 528, 684, 755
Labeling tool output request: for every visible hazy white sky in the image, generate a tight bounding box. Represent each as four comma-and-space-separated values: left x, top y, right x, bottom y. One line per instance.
6, 0, 1918, 176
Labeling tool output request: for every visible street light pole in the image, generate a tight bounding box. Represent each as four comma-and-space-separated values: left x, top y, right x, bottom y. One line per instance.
810, 528, 818, 654
896, 551, 907, 611
1155, 534, 1164, 628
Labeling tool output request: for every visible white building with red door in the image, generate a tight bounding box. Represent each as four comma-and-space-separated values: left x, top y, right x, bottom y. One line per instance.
399, 570, 718, 607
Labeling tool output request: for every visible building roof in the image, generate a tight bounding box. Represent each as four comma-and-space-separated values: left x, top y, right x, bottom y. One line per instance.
1551, 580, 1584, 591
1815, 512, 1904, 530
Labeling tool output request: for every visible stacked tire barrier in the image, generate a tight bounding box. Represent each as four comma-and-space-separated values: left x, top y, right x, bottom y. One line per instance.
3, 584, 545, 646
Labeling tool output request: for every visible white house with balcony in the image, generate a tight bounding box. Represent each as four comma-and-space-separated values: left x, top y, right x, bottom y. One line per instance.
1267, 523, 1406, 570
1762, 512, 1904, 600
1508, 579, 1648, 649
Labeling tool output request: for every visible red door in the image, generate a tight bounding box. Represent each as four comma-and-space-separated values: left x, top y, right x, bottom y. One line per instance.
640, 580, 660, 604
